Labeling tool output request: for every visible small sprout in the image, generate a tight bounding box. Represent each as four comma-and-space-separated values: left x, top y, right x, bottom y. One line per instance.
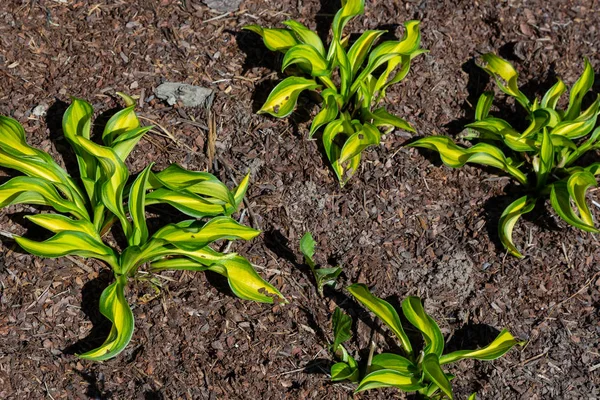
300, 232, 342, 296
244, 0, 425, 185
329, 284, 524, 399
0, 96, 285, 361
409, 54, 600, 258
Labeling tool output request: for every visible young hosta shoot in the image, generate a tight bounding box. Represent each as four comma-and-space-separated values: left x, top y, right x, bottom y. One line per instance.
409, 54, 600, 257
0, 96, 284, 361
244, 0, 425, 185
330, 284, 523, 399
299, 232, 342, 295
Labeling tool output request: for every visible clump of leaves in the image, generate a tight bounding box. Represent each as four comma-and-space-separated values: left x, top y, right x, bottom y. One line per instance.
244, 0, 425, 185
330, 284, 523, 399
409, 54, 600, 258
0, 95, 284, 361
299, 232, 342, 295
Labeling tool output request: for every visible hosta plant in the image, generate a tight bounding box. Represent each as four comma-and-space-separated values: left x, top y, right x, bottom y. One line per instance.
331, 284, 522, 398
409, 54, 600, 257
0, 95, 283, 361
244, 0, 425, 185
299, 232, 342, 296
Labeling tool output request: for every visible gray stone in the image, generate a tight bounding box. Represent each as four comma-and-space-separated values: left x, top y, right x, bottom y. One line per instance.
203, 0, 242, 13
155, 82, 214, 108
32, 104, 48, 117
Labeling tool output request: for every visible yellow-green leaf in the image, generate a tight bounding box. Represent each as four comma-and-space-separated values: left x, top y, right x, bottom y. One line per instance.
78, 277, 134, 361
541, 79, 566, 110
259, 76, 320, 118
283, 20, 325, 56
102, 106, 140, 146
439, 329, 523, 365
422, 353, 453, 399
356, 369, 423, 393
567, 171, 597, 227
498, 195, 536, 258
338, 122, 380, 164
26, 214, 99, 238
310, 90, 340, 137
475, 92, 494, 121
480, 53, 530, 110
550, 180, 598, 233
128, 164, 153, 246
565, 58, 594, 121
347, 283, 413, 356
537, 128, 554, 188
401, 296, 444, 357
331, 0, 365, 42
282, 44, 330, 76
242, 25, 298, 53
347, 30, 386, 78
370, 353, 417, 375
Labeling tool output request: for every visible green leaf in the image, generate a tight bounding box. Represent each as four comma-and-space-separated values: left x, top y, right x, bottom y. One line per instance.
338, 122, 380, 164
520, 109, 551, 139
309, 90, 340, 137
282, 20, 325, 56
25, 213, 99, 238
75, 136, 131, 238
356, 369, 424, 393
347, 30, 386, 78
401, 296, 444, 357
314, 267, 343, 293
150, 216, 260, 253
552, 94, 600, 139
15, 231, 118, 270
331, 308, 352, 356
439, 329, 523, 365
112, 126, 153, 162
565, 58, 594, 121
102, 105, 140, 146
258, 76, 320, 118
550, 176, 598, 232
347, 283, 413, 356
422, 353, 453, 399
370, 353, 417, 375
480, 53, 530, 110
128, 164, 153, 246
367, 107, 414, 133
331, 360, 360, 382
408, 136, 528, 185
282, 44, 330, 76
536, 128, 554, 188
541, 79, 566, 110
0, 116, 49, 159
78, 277, 134, 361
498, 195, 536, 258
0, 176, 88, 220
300, 232, 316, 264
242, 25, 297, 53
475, 92, 494, 121
322, 118, 352, 183
331, 0, 365, 42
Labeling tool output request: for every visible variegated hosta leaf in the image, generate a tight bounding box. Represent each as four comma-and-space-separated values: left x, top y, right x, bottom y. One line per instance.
366, 108, 414, 133
541, 79, 566, 110
0, 176, 88, 219
322, 118, 352, 183
330, 0, 365, 43
565, 58, 594, 121
536, 128, 554, 189
401, 296, 444, 357
242, 25, 298, 53
439, 329, 523, 365
370, 353, 417, 375
15, 230, 119, 270
520, 109, 551, 139
347, 30, 386, 78
475, 91, 494, 121
62, 98, 98, 202
498, 195, 536, 258
102, 105, 140, 146
309, 90, 340, 137
259, 76, 320, 118
148, 216, 260, 254
128, 164, 152, 246
152, 252, 284, 303
347, 283, 413, 356
331, 358, 360, 382
356, 369, 424, 393
78, 276, 134, 361
282, 44, 330, 76
112, 126, 153, 162
338, 122, 380, 164
550, 173, 599, 233
552, 94, 600, 139
408, 136, 528, 185
479, 53, 530, 110
282, 20, 325, 56
335, 40, 352, 98
75, 136, 131, 237
375, 49, 426, 100
422, 354, 453, 399
26, 213, 99, 238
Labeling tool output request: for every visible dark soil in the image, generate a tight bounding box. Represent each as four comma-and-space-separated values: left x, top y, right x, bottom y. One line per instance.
1, 0, 600, 399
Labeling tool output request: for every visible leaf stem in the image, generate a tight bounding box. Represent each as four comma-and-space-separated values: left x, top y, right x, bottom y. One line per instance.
319, 76, 337, 91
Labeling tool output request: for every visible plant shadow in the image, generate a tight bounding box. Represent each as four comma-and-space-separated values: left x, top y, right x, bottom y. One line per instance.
63, 270, 113, 355
73, 369, 113, 399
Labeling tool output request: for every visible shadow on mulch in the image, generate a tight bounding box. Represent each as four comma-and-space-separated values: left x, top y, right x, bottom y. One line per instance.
63, 270, 113, 356
74, 369, 113, 399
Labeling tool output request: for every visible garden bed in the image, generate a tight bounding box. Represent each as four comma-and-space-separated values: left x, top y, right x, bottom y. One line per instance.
0, 0, 599, 398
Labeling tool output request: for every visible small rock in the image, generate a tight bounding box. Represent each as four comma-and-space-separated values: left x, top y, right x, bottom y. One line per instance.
203, 0, 242, 13
129, 81, 139, 89
32, 104, 48, 117
155, 82, 214, 108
